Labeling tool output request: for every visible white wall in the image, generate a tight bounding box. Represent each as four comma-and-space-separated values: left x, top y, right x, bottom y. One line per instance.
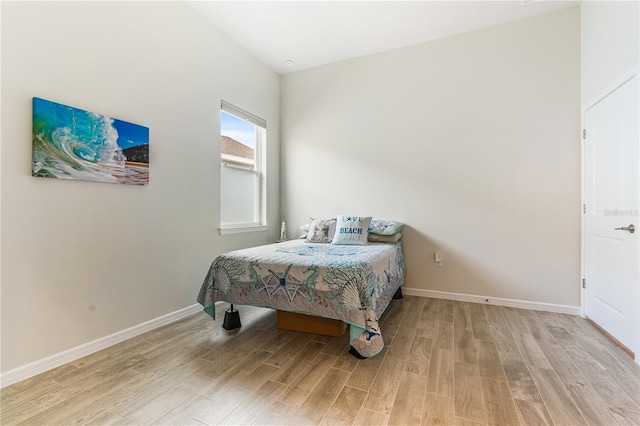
581, 1, 640, 103
281, 8, 581, 307
1, 1, 280, 373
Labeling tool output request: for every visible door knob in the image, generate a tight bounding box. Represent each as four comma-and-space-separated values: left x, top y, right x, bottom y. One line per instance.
614, 224, 635, 234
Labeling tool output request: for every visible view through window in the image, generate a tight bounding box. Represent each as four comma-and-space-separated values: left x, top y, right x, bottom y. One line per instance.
220, 102, 266, 230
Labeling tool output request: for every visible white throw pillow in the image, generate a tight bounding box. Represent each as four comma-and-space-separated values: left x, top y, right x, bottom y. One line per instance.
331, 215, 372, 245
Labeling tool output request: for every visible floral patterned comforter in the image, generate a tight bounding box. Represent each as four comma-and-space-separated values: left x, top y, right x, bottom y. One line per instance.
197, 239, 405, 357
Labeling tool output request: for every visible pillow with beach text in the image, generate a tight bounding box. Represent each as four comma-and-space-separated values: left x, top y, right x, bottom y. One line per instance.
331, 215, 372, 245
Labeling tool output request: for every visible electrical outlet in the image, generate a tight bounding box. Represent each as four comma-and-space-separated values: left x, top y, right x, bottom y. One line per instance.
435, 252, 442, 267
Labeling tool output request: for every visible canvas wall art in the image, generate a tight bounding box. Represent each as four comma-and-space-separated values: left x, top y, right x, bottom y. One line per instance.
32, 97, 149, 185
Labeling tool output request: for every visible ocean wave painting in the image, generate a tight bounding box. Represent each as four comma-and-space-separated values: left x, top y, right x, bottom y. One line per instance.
32, 97, 149, 185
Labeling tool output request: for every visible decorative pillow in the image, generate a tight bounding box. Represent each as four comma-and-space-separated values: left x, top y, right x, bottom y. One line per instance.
368, 220, 404, 236
368, 232, 402, 243
305, 218, 337, 243
299, 223, 310, 239
331, 215, 372, 245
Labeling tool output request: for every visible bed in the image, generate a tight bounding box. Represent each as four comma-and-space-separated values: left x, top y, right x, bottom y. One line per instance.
197, 238, 405, 358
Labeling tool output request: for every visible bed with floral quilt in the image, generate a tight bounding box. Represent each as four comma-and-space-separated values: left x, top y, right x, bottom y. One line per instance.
197, 238, 405, 358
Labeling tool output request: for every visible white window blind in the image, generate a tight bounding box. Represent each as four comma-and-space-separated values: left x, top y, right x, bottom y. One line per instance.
221, 101, 267, 129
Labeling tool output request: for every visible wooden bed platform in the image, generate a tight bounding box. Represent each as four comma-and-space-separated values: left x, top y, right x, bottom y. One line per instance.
276, 310, 347, 337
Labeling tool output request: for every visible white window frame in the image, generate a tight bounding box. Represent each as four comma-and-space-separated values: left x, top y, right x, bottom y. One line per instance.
219, 101, 267, 235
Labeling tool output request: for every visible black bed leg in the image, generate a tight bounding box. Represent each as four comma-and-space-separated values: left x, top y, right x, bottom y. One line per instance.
223, 304, 242, 330
393, 287, 403, 299
349, 346, 366, 359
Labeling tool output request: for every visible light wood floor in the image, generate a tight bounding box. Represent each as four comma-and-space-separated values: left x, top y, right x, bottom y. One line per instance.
2, 296, 640, 425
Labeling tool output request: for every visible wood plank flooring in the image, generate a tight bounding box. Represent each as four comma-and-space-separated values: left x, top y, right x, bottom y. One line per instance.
2, 296, 639, 425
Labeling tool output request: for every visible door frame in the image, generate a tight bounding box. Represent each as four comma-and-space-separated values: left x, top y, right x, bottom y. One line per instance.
580, 64, 640, 363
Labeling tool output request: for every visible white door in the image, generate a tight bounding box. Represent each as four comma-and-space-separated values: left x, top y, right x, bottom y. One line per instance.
584, 71, 639, 358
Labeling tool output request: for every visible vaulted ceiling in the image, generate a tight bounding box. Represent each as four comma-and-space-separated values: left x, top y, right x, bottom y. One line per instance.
188, 1, 580, 74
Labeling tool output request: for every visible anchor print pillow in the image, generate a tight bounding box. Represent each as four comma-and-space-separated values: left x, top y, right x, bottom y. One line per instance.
331, 215, 372, 245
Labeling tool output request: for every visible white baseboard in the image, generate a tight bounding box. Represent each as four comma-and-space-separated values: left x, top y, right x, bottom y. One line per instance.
0, 304, 203, 389
402, 287, 581, 316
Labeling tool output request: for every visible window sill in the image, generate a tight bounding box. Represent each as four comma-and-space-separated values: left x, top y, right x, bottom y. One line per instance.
219, 224, 268, 235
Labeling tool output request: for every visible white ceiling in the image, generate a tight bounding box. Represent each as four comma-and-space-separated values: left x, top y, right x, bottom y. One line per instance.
188, 1, 580, 75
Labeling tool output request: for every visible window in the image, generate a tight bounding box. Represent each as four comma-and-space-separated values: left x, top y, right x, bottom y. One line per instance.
219, 101, 267, 233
